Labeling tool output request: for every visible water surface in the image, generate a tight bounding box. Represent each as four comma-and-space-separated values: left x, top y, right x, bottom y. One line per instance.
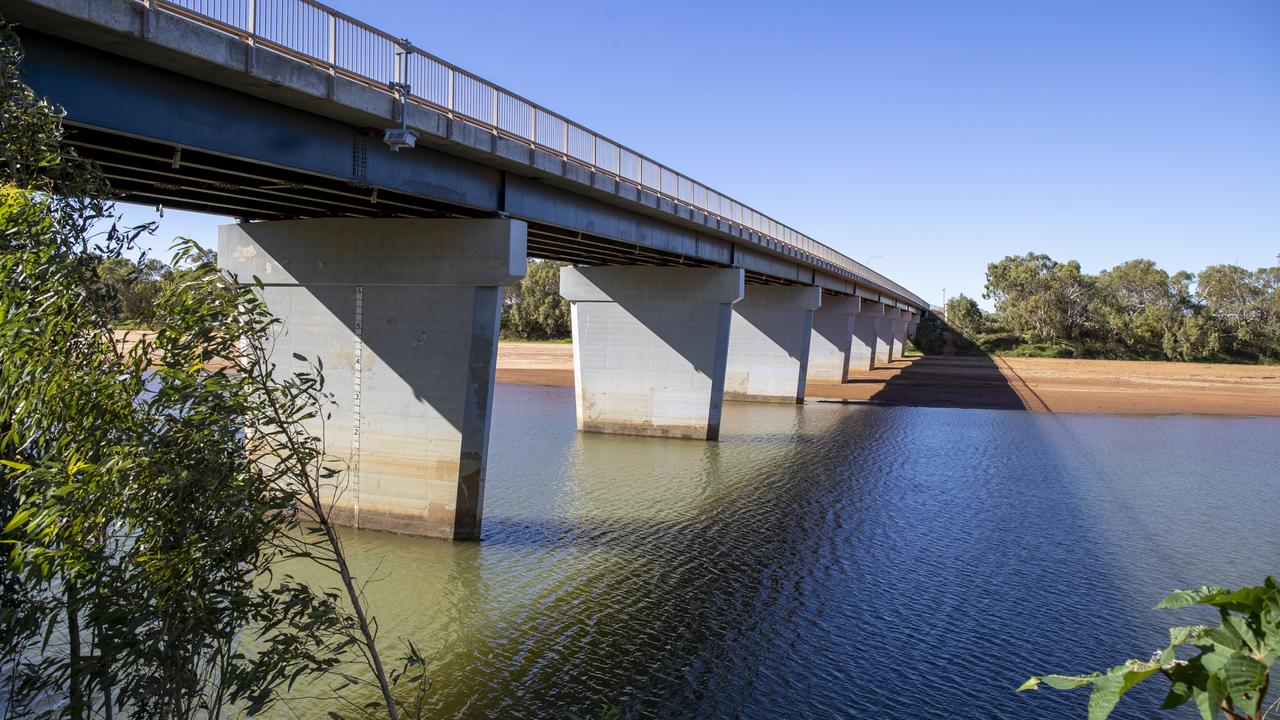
289, 384, 1280, 719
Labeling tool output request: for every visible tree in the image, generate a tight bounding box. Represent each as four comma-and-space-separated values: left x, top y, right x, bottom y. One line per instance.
1020, 579, 1278, 720
985, 253, 1093, 345
1, 21, 410, 718
1197, 265, 1280, 361
502, 259, 571, 340
1257, 267, 1280, 361
945, 294, 984, 336
96, 255, 171, 323
1092, 259, 1211, 360
1169, 312, 1222, 362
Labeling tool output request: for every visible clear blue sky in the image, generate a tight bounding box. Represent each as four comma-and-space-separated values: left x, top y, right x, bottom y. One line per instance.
127, 0, 1279, 309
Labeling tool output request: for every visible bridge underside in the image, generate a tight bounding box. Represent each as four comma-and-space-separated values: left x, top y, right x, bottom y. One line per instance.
67, 122, 764, 277
18, 27, 821, 289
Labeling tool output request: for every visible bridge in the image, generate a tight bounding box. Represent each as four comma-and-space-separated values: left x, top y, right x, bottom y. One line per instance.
3, 0, 928, 539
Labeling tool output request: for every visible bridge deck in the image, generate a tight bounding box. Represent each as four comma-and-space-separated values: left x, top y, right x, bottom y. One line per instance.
1, 0, 924, 309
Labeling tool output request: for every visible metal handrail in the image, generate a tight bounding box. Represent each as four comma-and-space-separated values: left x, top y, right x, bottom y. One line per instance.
138, 0, 924, 308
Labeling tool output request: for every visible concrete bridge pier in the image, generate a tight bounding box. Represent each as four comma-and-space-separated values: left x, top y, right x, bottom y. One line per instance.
220, 218, 527, 540
891, 311, 911, 359
559, 265, 744, 440
850, 300, 881, 372
724, 285, 823, 403
876, 306, 901, 365
806, 295, 858, 385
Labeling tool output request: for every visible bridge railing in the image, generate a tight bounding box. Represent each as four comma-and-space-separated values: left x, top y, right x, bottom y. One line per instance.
139, 0, 924, 308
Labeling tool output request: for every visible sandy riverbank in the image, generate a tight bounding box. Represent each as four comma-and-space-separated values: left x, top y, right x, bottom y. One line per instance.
496, 342, 1280, 417
113, 333, 1279, 416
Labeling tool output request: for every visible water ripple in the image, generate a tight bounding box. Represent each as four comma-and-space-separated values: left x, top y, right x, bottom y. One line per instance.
278, 385, 1280, 719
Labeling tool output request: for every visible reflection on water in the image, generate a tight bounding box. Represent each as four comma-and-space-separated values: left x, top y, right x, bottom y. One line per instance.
280, 384, 1280, 719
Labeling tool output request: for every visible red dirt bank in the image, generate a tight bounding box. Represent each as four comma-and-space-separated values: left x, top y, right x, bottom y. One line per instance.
496, 342, 1280, 417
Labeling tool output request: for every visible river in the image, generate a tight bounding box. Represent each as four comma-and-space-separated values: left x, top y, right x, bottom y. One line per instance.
284, 383, 1280, 719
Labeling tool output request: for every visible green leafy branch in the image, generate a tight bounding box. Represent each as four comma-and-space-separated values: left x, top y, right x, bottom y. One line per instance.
1020, 578, 1279, 720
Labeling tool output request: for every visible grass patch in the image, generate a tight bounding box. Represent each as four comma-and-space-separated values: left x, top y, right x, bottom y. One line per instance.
992, 342, 1076, 359
499, 336, 572, 344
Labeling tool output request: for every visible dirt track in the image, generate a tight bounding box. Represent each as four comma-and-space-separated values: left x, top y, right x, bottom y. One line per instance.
496, 342, 1280, 417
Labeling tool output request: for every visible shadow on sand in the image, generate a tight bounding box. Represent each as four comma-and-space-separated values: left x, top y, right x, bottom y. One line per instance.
864, 354, 1041, 411
813, 327, 1048, 411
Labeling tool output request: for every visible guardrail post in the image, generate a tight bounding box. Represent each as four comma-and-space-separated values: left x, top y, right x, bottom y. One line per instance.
390, 41, 412, 128
140, 0, 153, 39
491, 89, 499, 129
325, 15, 337, 99
447, 69, 454, 111
328, 14, 336, 66
243, 0, 256, 72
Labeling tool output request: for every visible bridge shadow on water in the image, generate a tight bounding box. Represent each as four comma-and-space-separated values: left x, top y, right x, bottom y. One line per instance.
339, 380, 1203, 720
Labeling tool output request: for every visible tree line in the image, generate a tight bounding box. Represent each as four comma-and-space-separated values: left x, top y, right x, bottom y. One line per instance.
944, 252, 1280, 363
93, 248, 215, 326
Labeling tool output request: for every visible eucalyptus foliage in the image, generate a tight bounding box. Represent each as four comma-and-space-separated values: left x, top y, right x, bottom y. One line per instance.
945, 294, 985, 336
982, 252, 1279, 362
501, 259, 570, 340
1020, 579, 1279, 720
1, 20, 409, 718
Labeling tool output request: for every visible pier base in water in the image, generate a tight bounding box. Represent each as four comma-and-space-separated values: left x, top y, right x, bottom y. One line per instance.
560, 265, 743, 441
220, 218, 526, 540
